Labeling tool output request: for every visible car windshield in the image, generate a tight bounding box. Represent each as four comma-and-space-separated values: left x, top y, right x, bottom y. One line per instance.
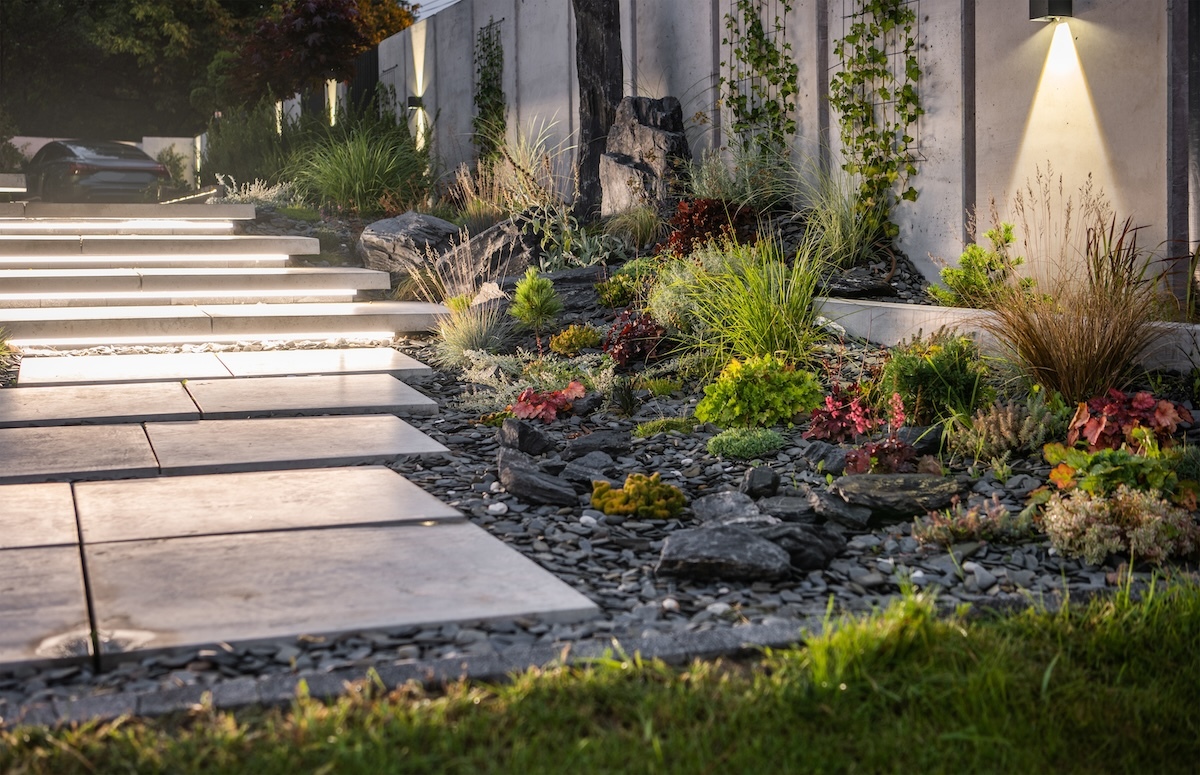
67, 142, 150, 161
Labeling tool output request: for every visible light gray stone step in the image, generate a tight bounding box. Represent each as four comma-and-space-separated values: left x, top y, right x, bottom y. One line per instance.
17, 347, 432, 386
0, 546, 90, 668
0, 301, 445, 347
0, 203, 255, 220
0, 234, 317, 262
73, 466, 463, 544
0, 374, 436, 427
85, 521, 597, 664
0, 218, 235, 236
0, 174, 26, 194
0, 267, 390, 306
0, 414, 447, 483
0, 482, 78, 549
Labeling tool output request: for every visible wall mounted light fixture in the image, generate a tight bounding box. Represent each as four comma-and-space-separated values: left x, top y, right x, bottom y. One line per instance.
1030, 0, 1072, 22
406, 96, 424, 111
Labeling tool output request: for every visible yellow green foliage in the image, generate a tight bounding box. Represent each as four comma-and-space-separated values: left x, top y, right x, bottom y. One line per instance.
591, 472, 686, 520
549, 324, 602, 356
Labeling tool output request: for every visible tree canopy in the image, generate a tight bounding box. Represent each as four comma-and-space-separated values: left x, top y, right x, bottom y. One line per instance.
0, 0, 414, 138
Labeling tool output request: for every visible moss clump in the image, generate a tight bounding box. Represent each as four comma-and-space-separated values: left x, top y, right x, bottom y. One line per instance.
707, 427, 785, 459
633, 417, 699, 438
591, 472, 686, 520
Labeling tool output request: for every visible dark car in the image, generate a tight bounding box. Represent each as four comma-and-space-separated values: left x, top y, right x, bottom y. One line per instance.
24, 139, 173, 203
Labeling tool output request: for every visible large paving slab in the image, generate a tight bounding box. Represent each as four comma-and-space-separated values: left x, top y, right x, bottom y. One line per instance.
0, 546, 92, 667
0, 483, 78, 549
18, 352, 233, 386
216, 347, 432, 380
143, 414, 448, 475
0, 424, 158, 484
74, 467, 462, 543
17, 203, 255, 220
85, 522, 598, 660
0, 381, 199, 427
182, 373, 436, 419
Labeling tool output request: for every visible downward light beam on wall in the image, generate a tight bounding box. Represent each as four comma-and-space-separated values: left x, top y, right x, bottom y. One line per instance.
1030, 0, 1072, 22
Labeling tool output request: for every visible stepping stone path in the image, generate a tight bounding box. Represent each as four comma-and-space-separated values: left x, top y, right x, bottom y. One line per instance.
0, 205, 597, 673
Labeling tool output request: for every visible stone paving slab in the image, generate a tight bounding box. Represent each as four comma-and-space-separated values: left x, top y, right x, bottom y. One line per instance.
182, 373, 436, 419
0, 381, 199, 427
85, 522, 598, 661
17, 349, 430, 386
0, 425, 158, 484
0, 546, 91, 667
18, 352, 233, 386
0, 483, 77, 549
74, 466, 462, 543
144, 414, 448, 476
216, 348, 432, 380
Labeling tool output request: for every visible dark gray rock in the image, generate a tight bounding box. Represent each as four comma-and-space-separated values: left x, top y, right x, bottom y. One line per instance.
655, 526, 792, 581
497, 447, 578, 506
692, 491, 758, 521
800, 440, 847, 476
357, 211, 460, 276
568, 392, 605, 417
496, 418, 555, 456
560, 451, 619, 493
819, 274, 897, 299
562, 430, 630, 461
893, 425, 942, 456
600, 96, 691, 217
740, 466, 780, 499
757, 495, 818, 523
831, 474, 964, 521
460, 217, 538, 279
806, 488, 873, 530
750, 523, 848, 571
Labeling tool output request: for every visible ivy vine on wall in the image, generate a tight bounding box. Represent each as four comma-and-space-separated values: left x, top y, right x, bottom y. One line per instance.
828, 0, 923, 236
720, 0, 799, 151
473, 17, 506, 162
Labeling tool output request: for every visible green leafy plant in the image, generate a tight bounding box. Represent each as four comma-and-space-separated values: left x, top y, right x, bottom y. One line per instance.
1043, 442, 1179, 498
509, 381, 586, 423
878, 330, 993, 426
154, 145, 189, 188
595, 273, 640, 309
912, 494, 1035, 548
707, 427, 786, 460
634, 416, 700, 438
472, 17, 506, 162
1040, 485, 1200, 565
695, 354, 823, 428
509, 267, 563, 353
591, 472, 686, 520
549, 324, 603, 357
828, 0, 923, 236
720, 0, 799, 151
948, 388, 1070, 462
929, 221, 1033, 309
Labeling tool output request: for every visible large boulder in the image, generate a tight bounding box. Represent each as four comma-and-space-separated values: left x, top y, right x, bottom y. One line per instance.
831, 474, 964, 522
357, 211, 460, 276
600, 96, 691, 217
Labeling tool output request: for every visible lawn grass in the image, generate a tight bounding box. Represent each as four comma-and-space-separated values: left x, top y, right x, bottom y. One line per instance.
4, 582, 1199, 773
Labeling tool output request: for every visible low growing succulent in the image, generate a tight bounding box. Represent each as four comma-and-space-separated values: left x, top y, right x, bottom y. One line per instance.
912, 494, 1035, 547
1040, 485, 1200, 566
694, 355, 823, 428
591, 472, 686, 520
707, 427, 785, 460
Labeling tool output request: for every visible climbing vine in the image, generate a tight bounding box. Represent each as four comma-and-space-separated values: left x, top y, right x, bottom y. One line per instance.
473, 17, 506, 162
828, 0, 923, 236
720, 0, 799, 151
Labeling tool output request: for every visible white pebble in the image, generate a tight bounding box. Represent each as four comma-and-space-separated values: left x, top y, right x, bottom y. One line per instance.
661, 598, 680, 612
486, 502, 509, 515
580, 515, 598, 527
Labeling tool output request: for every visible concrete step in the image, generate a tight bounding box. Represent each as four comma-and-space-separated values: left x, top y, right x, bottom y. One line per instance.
0, 414, 448, 484
0, 373, 437, 427
17, 347, 432, 386
0, 301, 445, 347
0, 203, 255, 220
0, 219, 236, 236
0, 267, 390, 306
0, 235, 318, 269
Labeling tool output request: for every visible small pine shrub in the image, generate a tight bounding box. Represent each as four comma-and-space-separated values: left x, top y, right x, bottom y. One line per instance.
913, 494, 1035, 547
549, 324, 602, 356
929, 222, 1032, 309
591, 473, 686, 520
695, 355, 823, 428
707, 427, 785, 459
634, 417, 699, 438
1040, 485, 1200, 565
878, 330, 993, 426
509, 267, 563, 349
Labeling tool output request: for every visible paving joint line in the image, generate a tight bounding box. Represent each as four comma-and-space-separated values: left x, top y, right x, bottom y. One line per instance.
67, 482, 104, 675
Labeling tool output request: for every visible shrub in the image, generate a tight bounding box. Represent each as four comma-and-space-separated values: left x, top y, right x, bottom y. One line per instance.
1040, 485, 1200, 565
1043, 442, 1179, 499
804, 383, 882, 443
509, 267, 563, 351
660, 237, 826, 368
595, 273, 641, 309
549, 324, 602, 356
602, 310, 664, 368
591, 473, 686, 520
634, 416, 699, 438
878, 330, 993, 426
913, 494, 1035, 547
707, 427, 786, 460
929, 221, 1032, 309
948, 389, 1069, 462
1065, 388, 1192, 453
662, 198, 755, 257
432, 304, 512, 368
199, 100, 290, 185
695, 355, 823, 428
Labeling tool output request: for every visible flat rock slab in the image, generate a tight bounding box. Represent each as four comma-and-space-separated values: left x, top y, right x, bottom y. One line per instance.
75, 466, 462, 543
85, 522, 598, 660
0, 483, 77, 549
0, 546, 91, 667
216, 348, 431, 380
18, 352, 233, 386
0, 381, 199, 427
0, 425, 158, 484
144, 414, 448, 476
183, 373, 437, 419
